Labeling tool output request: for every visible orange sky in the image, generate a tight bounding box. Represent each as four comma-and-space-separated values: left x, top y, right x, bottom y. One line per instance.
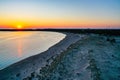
0, 0, 120, 29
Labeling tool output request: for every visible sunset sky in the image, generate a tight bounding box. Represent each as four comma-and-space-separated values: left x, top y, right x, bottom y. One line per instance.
0, 0, 120, 29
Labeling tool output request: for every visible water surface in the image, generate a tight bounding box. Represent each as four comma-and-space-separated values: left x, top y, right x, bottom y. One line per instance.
0, 31, 66, 70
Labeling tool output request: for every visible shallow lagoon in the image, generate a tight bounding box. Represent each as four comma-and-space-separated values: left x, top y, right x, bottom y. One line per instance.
0, 31, 65, 70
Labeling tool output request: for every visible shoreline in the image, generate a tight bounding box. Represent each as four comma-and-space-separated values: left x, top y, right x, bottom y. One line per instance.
0, 32, 85, 80
40, 35, 120, 80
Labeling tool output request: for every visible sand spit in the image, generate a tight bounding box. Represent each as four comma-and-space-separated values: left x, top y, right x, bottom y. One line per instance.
41, 35, 120, 80
0, 33, 120, 80
0, 33, 85, 80
24, 34, 120, 80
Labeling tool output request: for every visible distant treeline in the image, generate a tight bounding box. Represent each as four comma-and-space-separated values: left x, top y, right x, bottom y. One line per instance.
0, 29, 120, 36
43, 29, 120, 36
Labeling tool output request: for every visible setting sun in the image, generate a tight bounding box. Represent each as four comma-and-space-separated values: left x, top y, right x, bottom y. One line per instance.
17, 25, 23, 29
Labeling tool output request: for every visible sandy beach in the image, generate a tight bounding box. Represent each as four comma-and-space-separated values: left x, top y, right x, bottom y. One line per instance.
0, 32, 120, 80
0, 33, 85, 80
0, 0, 120, 80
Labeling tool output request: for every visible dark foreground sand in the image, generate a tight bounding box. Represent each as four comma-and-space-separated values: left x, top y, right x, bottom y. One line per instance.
0, 33, 120, 80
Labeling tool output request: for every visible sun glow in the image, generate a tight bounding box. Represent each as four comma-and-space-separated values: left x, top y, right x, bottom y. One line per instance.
17, 25, 23, 29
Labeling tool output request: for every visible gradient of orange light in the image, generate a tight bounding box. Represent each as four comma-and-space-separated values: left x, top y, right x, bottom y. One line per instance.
0, 16, 120, 28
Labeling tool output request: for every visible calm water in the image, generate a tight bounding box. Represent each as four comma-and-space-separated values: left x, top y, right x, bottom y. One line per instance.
0, 31, 66, 70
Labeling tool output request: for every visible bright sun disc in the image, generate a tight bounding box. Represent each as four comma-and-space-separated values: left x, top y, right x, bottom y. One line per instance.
17, 25, 22, 29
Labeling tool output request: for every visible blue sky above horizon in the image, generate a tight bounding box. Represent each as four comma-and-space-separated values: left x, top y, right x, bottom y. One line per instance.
0, 0, 120, 29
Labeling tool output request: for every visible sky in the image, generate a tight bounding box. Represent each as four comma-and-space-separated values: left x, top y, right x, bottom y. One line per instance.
0, 0, 120, 29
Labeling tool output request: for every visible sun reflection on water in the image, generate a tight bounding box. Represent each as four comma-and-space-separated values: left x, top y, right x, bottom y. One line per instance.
17, 39, 22, 57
